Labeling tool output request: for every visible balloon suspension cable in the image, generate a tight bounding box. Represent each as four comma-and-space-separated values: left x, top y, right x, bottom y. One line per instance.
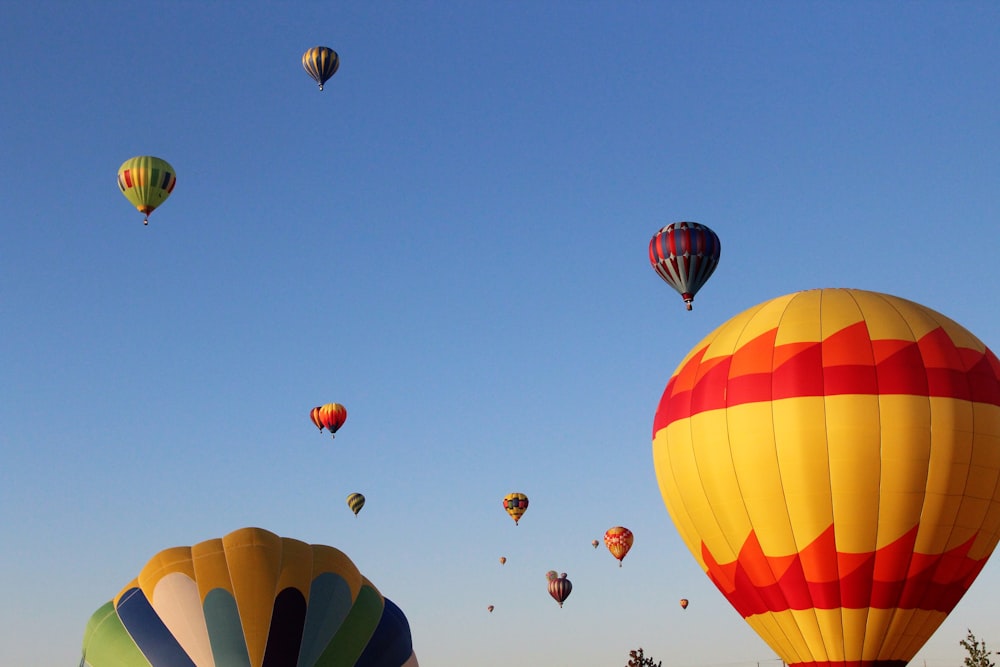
143, 215, 149, 225
319, 83, 324, 91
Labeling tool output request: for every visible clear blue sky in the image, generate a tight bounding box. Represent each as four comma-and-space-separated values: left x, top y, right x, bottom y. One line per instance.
2, 2, 999, 665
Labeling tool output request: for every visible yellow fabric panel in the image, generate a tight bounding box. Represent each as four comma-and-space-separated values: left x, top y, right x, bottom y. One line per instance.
191, 538, 235, 600
826, 394, 882, 553
137, 547, 195, 595
222, 528, 283, 667
311, 544, 364, 599
773, 289, 823, 347
849, 291, 918, 342
772, 397, 834, 548
275, 538, 314, 599
877, 396, 931, 548
729, 402, 798, 555
745, 613, 808, 664
689, 409, 748, 562
817, 289, 867, 339
701, 294, 790, 362
652, 425, 708, 569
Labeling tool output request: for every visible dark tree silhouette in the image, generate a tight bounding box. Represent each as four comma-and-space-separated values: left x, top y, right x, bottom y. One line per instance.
627, 648, 663, 667
961, 630, 997, 667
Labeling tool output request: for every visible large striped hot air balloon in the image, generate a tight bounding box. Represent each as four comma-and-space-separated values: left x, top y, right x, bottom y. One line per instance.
117, 156, 176, 225
79, 527, 419, 667
652, 288, 1000, 667
302, 46, 339, 90
649, 221, 721, 310
312, 403, 348, 438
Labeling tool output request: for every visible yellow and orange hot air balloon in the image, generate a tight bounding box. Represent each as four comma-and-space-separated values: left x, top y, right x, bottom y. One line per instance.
652, 288, 1000, 667
311, 403, 347, 438
603, 526, 634, 567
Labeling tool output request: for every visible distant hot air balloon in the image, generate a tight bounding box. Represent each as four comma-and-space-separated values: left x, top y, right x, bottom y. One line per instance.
499, 556, 506, 566
503, 492, 528, 525
592, 539, 599, 549
603, 526, 634, 567
487, 605, 494, 613
548, 573, 572, 608
347, 492, 366, 516
309, 406, 324, 431
679, 598, 689, 610
545, 570, 558, 582
312, 403, 347, 438
652, 288, 1000, 667
649, 221, 721, 310
117, 156, 176, 225
302, 46, 339, 90
79, 527, 419, 667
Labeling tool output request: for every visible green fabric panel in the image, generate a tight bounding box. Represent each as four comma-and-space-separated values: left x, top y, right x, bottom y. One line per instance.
80, 601, 153, 667
204, 588, 252, 667
312, 586, 383, 667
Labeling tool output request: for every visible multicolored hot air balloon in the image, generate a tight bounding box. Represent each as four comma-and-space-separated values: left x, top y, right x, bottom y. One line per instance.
679, 598, 689, 610
117, 156, 176, 225
312, 403, 347, 438
347, 492, 366, 516
652, 288, 1000, 667
592, 540, 599, 549
302, 46, 339, 90
545, 570, 558, 582
79, 527, 419, 667
649, 221, 721, 310
603, 526, 634, 567
548, 573, 572, 608
503, 492, 528, 525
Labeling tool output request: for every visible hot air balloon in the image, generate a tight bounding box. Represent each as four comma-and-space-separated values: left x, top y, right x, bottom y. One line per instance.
487, 605, 494, 613
545, 570, 558, 582
347, 492, 366, 516
648, 221, 721, 310
679, 598, 689, 610
312, 403, 347, 438
79, 527, 419, 667
499, 556, 506, 566
309, 406, 324, 431
548, 573, 572, 608
302, 46, 339, 90
117, 156, 176, 225
592, 540, 599, 549
652, 288, 1000, 667
604, 526, 634, 567
503, 492, 528, 525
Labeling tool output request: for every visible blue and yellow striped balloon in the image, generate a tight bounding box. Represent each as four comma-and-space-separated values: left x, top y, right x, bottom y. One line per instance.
302, 46, 339, 91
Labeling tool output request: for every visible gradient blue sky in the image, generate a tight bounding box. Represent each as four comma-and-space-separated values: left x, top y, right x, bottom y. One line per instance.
3, 2, 999, 666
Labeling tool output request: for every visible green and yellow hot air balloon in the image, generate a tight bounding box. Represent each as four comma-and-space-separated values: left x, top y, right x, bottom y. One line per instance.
117, 156, 176, 225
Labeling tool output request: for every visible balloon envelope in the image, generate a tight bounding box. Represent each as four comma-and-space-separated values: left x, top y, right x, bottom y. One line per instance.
117, 156, 176, 224
347, 492, 366, 516
648, 221, 721, 310
79, 527, 418, 667
652, 288, 1000, 667
548, 573, 572, 608
603, 526, 634, 566
503, 492, 528, 525
315, 403, 347, 437
302, 46, 339, 90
